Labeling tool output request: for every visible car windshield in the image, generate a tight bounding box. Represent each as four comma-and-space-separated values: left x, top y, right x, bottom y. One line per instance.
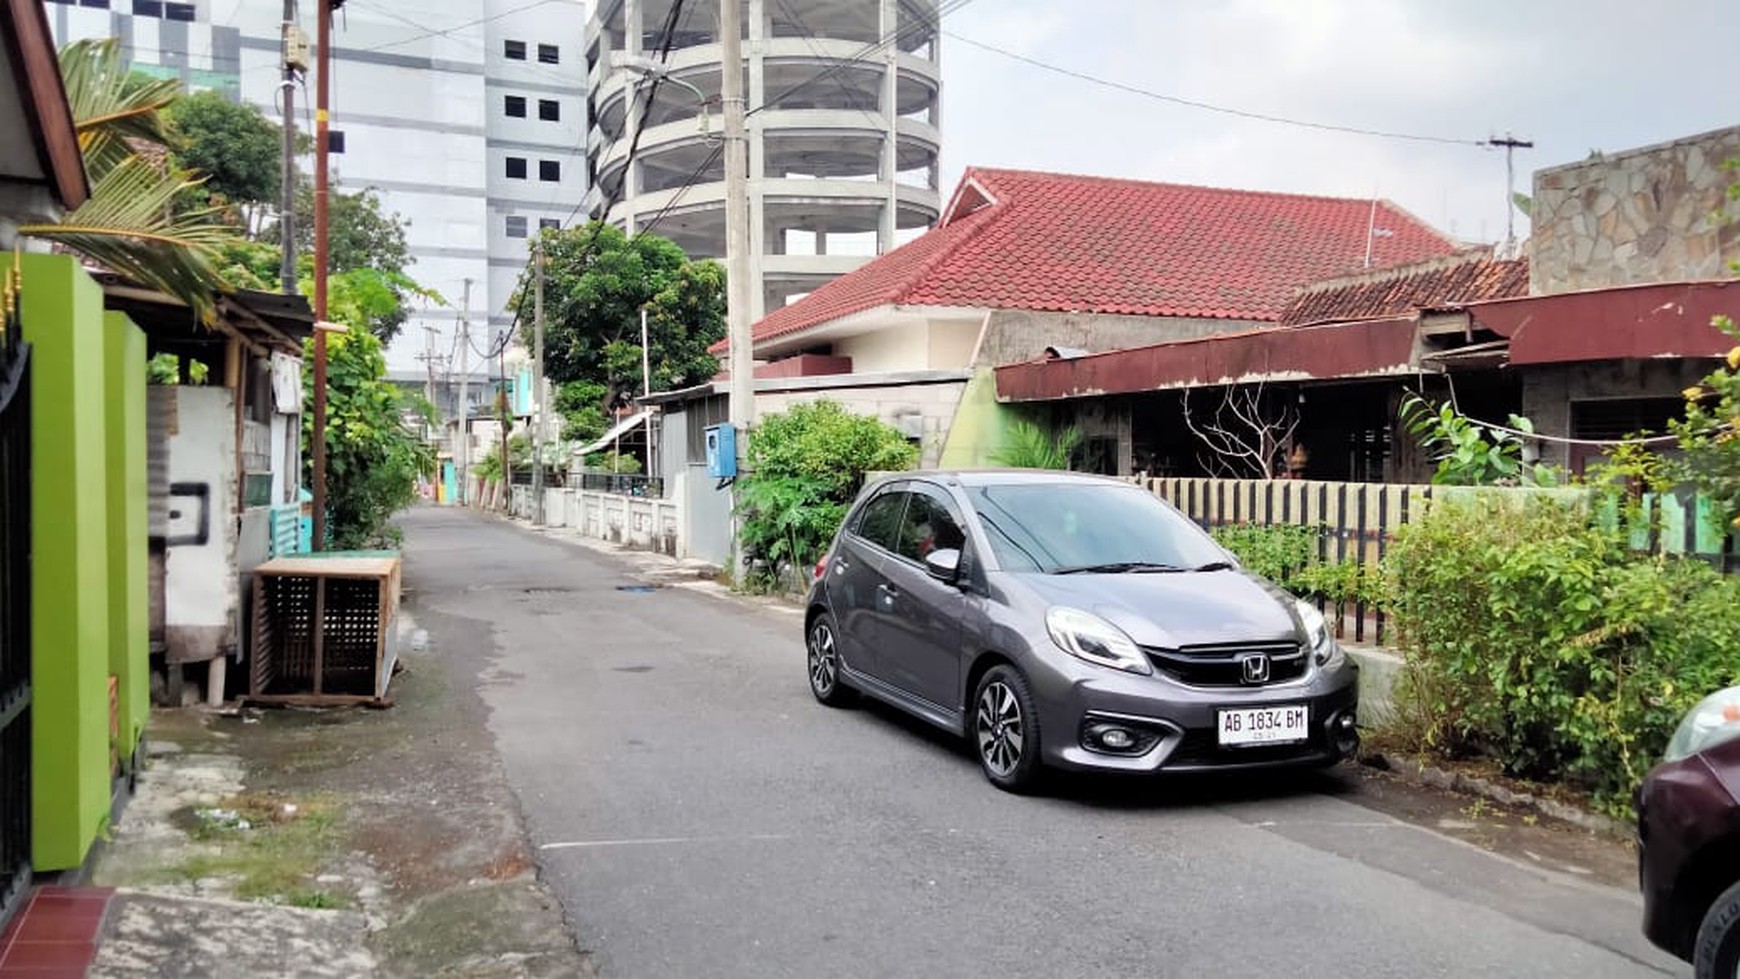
965, 482, 1229, 574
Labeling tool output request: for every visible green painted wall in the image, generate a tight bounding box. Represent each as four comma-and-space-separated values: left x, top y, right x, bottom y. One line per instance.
6, 253, 112, 871
105, 312, 148, 770
938, 368, 1019, 469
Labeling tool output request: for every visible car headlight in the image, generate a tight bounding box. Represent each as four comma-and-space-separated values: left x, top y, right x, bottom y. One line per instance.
1045, 607, 1151, 675
1663, 685, 1740, 763
1296, 600, 1341, 667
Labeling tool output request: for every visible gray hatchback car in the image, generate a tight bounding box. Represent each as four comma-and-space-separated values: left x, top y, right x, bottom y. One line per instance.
803, 470, 1361, 792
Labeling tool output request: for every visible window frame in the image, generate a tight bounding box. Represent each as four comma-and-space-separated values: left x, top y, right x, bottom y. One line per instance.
505, 215, 528, 238
504, 39, 527, 60
538, 99, 561, 122
505, 156, 528, 179
537, 43, 560, 64
504, 95, 527, 118
850, 488, 910, 555
538, 159, 561, 182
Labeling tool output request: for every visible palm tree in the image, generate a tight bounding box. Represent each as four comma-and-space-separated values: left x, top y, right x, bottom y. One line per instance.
17, 39, 236, 320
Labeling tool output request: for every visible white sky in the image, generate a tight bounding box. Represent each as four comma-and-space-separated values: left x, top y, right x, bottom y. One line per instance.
936, 0, 1738, 245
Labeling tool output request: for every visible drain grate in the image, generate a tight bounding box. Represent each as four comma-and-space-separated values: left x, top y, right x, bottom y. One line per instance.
615, 584, 660, 594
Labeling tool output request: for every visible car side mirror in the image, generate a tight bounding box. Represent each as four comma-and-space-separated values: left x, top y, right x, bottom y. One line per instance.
924, 547, 962, 584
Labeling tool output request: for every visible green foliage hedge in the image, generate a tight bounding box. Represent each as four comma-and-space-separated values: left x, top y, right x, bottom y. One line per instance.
1385, 496, 1740, 816
736, 401, 917, 590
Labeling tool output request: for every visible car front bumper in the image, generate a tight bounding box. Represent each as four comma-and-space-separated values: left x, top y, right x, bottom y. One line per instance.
1030, 651, 1361, 775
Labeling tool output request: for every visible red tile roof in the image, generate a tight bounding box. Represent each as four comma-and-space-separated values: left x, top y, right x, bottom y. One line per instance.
1279, 249, 1530, 327
721, 167, 1459, 354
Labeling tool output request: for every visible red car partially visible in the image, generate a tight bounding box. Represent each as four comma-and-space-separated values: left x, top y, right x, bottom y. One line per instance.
1638, 685, 1740, 978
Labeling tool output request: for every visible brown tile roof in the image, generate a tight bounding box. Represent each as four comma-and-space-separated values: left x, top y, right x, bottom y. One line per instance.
1278, 249, 1529, 327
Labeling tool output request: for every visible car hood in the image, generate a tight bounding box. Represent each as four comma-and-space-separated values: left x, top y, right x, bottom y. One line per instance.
1017, 570, 1302, 649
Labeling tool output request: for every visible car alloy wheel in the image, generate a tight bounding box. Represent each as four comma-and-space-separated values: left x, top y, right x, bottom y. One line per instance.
977, 681, 1024, 777
806, 614, 854, 707
1694, 878, 1740, 979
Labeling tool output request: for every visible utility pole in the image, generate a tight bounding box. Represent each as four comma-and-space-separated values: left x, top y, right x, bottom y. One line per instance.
721, 0, 753, 440
1488, 133, 1534, 258
498, 331, 509, 499
310, 0, 335, 550
641, 305, 655, 480
456, 279, 471, 506
531, 237, 546, 525
278, 0, 301, 293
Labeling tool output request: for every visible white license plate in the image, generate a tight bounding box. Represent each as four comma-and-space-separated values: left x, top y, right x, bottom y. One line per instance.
1217, 705, 1310, 746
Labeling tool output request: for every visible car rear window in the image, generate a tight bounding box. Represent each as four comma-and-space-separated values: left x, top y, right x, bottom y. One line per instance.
965, 483, 1225, 573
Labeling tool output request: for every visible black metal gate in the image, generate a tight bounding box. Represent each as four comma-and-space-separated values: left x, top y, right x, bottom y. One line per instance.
0, 278, 32, 923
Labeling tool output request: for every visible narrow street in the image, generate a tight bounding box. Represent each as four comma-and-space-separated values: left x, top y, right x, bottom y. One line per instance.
400, 507, 1679, 979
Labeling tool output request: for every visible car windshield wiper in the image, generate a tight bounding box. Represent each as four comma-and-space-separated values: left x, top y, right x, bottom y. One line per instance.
1052, 561, 1187, 575
1191, 560, 1236, 572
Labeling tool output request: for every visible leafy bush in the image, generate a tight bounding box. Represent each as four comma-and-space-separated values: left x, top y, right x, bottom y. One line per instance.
736, 401, 917, 590
992, 421, 1081, 469
1385, 495, 1740, 816
1210, 522, 1377, 620
1399, 393, 1558, 487
585, 450, 642, 474
305, 329, 434, 549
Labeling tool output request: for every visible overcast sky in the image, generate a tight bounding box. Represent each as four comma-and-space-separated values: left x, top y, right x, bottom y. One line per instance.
936, 0, 1738, 245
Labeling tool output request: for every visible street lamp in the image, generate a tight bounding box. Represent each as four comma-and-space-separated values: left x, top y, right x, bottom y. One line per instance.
613, 54, 714, 136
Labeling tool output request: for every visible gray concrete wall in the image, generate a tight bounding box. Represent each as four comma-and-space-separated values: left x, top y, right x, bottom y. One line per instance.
1521, 360, 1712, 471
755, 376, 968, 468
978, 309, 1267, 367
1531, 125, 1740, 295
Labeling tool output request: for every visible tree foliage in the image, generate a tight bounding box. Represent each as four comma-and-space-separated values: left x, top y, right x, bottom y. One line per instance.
1399, 393, 1557, 486
518, 223, 725, 432
304, 326, 434, 549
991, 421, 1081, 469
271, 183, 411, 278
736, 401, 918, 591
21, 39, 239, 320
164, 90, 284, 226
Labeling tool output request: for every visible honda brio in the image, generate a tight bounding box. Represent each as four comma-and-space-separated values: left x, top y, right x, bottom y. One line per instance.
803, 470, 1361, 792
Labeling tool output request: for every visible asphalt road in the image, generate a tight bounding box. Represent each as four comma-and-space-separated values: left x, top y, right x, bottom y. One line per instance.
400, 508, 1680, 979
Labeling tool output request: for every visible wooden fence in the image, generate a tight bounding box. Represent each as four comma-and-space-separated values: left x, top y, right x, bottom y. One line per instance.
1139, 478, 1432, 646
1137, 477, 1740, 648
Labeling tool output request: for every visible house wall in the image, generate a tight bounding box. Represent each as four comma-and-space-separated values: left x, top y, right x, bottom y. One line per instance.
104, 312, 149, 774
1521, 359, 1714, 471
978, 309, 1268, 367
833, 321, 929, 373
1531, 125, 1740, 294
9, 253, 112, 872
755, 376, 968, 468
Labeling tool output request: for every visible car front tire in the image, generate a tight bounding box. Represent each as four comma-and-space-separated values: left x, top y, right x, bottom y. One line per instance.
973, 664, 1043, 793
1695, 879, 1740, 979
806, 612, 856, 707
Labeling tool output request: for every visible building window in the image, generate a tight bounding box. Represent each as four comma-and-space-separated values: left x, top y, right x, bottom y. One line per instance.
505, 156, 527, 179
505, 216, 527, 238
539, 218, 560, 231
164, 1, 194, 20
133, 0, 162, 15
504, 39, 526, 60
78, 0, 109, 8
538, 99, 560, 122
538, 160, 560, 182
537, 43, 559, 64
327, 130, 346, 153
504, 95, 527, 118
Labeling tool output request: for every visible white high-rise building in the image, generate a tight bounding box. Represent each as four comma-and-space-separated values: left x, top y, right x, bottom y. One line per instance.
45, 0, 589, 369
584, 0, 942, 320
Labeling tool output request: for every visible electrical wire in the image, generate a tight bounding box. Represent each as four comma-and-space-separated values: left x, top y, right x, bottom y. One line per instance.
752, 0, 977, 119
944, 30, 1488, 147
1439, 374, 1696, 448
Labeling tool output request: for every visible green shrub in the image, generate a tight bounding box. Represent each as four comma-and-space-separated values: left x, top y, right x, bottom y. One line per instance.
1385, 495, 1740, 816
736, 400, 918, 590
1210, 523, 1376, 614
991, 421, 1081, 469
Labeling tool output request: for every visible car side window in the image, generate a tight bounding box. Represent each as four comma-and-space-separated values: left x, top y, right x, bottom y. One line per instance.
895, 489, 966, 564
852, 491, 909, 554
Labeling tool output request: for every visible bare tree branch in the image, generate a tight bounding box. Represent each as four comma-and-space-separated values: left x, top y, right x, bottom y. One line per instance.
1181, 384, 1299, 479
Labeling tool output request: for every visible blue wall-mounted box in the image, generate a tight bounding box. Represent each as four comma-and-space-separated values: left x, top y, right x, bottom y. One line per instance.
704, 423, 737, 478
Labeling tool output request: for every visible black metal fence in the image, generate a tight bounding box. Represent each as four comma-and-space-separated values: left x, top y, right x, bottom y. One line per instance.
578, 472, 664, 498
0, 285, 32, 924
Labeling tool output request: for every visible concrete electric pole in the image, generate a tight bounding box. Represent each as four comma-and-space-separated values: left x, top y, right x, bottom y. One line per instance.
1488, 133, 1534, 258
721, 0, 754, 439
456, 279, 471, 506
279, 0, 302, 294
309, 0, 335, 550
531, 237, 546, 525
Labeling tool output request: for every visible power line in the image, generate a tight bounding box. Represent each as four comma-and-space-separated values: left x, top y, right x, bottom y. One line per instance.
752, 0, 978, 119
944, 30, 1489, 147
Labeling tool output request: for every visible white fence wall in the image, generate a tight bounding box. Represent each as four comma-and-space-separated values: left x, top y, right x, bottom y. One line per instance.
509, 485, 682, 556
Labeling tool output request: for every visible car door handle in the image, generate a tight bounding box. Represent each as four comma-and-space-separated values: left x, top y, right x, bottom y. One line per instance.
878, 583, 899, 602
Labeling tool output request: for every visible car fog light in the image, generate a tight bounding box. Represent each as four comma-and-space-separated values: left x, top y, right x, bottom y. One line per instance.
1337, 713, 1357, 731
1101, 728, 1135, 750
1334, 712, 1360, 754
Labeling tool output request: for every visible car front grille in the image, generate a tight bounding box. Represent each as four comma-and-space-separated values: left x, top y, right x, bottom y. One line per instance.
1144, 640, 1307, 688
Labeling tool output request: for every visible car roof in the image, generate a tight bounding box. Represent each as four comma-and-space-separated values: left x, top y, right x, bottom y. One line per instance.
871, 469, 1135, 489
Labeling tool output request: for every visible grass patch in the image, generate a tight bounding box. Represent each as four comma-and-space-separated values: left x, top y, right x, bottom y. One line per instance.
167, 792, 350, 906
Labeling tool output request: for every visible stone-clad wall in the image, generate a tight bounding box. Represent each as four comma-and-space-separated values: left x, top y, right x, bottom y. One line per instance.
1530, 125, 1740, 295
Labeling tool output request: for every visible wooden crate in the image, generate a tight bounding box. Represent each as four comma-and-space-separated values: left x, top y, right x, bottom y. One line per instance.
248, 555, 401, 706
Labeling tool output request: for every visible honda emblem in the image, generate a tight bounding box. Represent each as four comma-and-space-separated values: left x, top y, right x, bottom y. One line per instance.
1239, 653, 1271, 684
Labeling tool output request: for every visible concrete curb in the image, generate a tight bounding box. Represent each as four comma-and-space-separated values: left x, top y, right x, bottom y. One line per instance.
1363, 752, 1632, 840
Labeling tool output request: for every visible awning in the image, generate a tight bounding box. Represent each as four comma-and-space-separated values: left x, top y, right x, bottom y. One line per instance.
574, 410, 654, 455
